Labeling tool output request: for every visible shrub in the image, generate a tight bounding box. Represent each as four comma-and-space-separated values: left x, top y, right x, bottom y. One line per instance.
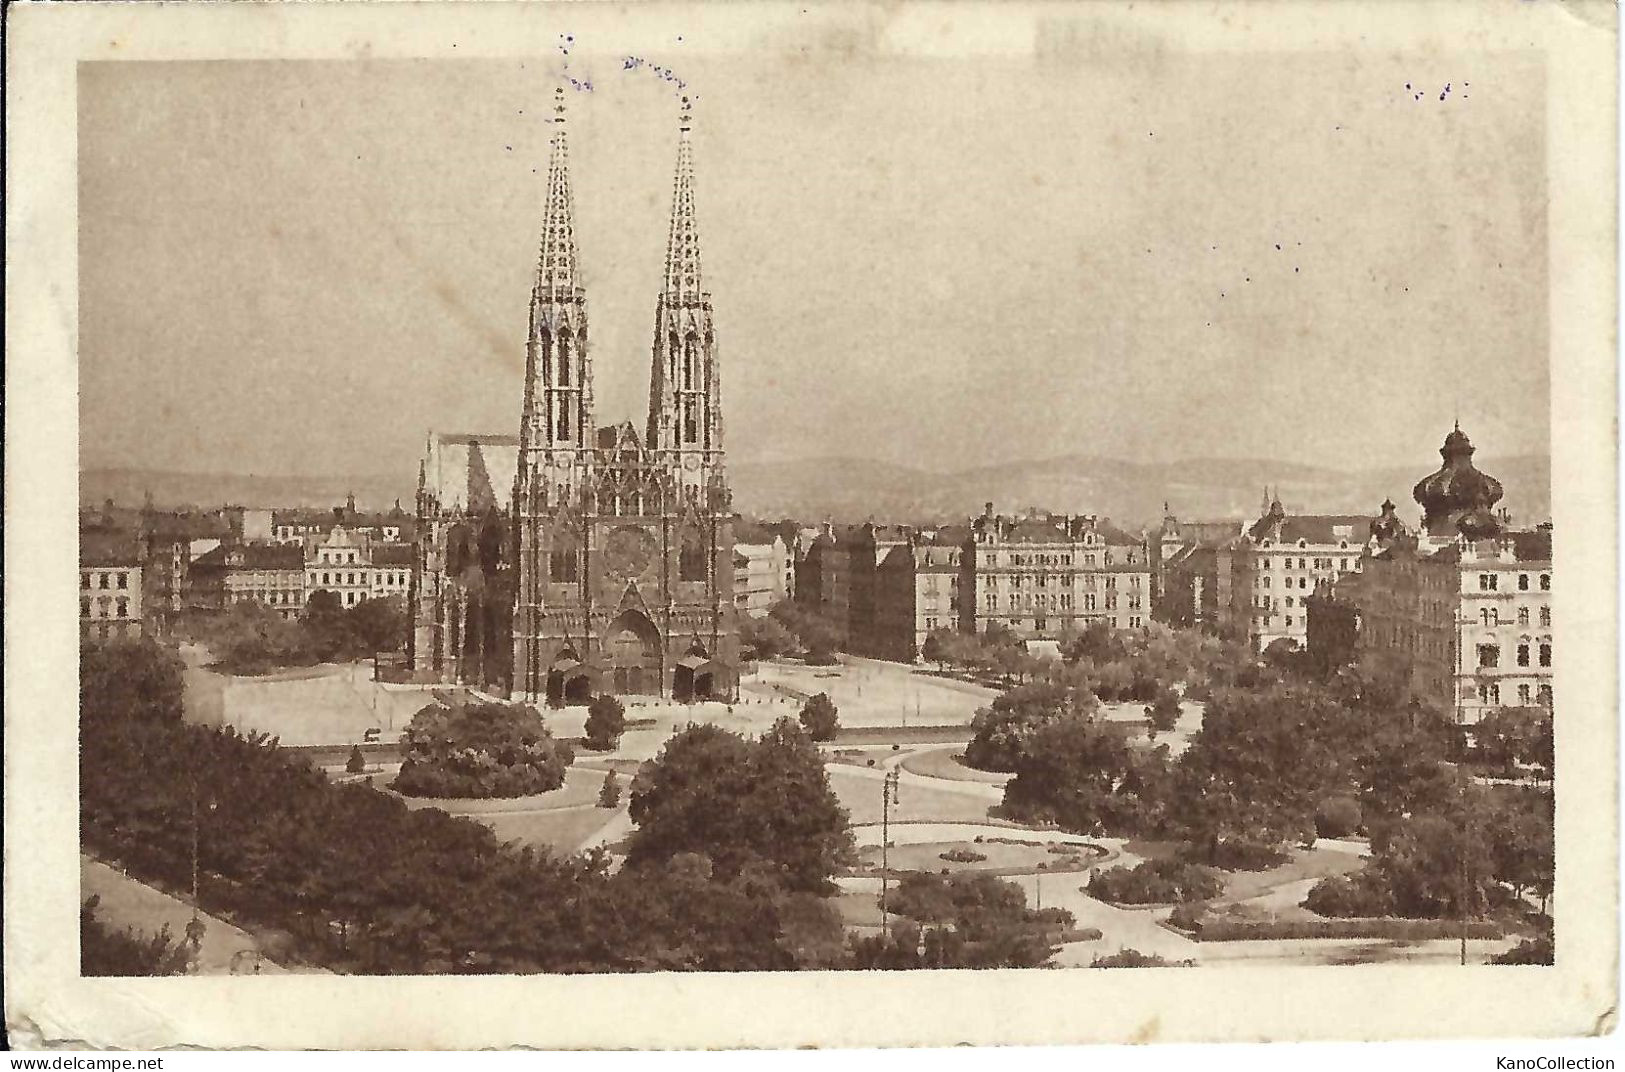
799, 693, 840, 742
1315, 794, 1363, 839
1088, 859, 1224, 905
598, 770, 622, 809
1167, 901, 1209, 932
1203, 840, 1289, 872
939, 847, 987, 864
1492, 934, 1554, 965
1192, 918, 1504, 943
345, 745, 366, 775
1146, 689, 1181, 734
1090, 948, 1190, 968
1303, 874, 1394, 917
1059, 927, 1104, 942
392, 700, 573, 799
584, 694, 627, 751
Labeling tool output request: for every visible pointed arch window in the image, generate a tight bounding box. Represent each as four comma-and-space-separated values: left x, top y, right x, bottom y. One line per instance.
549, 537, 579, 582
680, 532, 707, 582
558, 332, 573, 387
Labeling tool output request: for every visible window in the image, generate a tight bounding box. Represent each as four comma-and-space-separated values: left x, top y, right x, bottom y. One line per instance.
1479, 682, 1501, 705
1539, 606, 1551, 627
1286, 596, 1295, 608
1518, 684, 1531, 704
1299, 577, 1308, 590
1481, 608, 1495, 627
1264, 577, 1272, 589
1539, 642, 1551, 668
680, 538, 708, 582
1479, 573, 1497, 591
1285, 615, 1294, 628
1298, 557, 1307, 568
549, 548, 578, 582
984, 593, 997, 611
80, 598, 90, 617
1034, 617, 1048, 633
1537, 684, 1552, 707
99, 573, 109, 589
116, 572, 128, 589
1518, 574, 1529, 591
1539, 574, 1550, 591
1477, 643, 1499, 669
1517, 643, 1530, 667
1518, 607, 1530, 627
115, 599, 128, 619
1084, 594, 1096, 611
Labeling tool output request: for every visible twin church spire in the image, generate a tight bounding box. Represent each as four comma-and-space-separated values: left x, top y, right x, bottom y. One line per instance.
520, 90, 720, 487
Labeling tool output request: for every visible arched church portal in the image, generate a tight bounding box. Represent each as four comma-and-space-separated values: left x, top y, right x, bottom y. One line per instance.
604, 610, 662, 696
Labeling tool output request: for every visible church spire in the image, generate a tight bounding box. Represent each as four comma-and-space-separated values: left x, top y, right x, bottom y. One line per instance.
646, 95, 724, 497
519, 85, 593, 481
536, 87, 580, 298
662, 95, 704, 303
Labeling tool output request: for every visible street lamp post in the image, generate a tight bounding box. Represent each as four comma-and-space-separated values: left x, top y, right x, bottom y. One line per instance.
879, 768, 901, 939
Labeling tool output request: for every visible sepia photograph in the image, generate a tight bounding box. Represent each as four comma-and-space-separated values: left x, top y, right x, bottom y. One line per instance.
5, 0, 1617, 1053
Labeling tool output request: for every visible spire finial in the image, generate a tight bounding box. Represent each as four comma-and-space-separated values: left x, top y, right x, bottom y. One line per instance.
554, 85, 567, 125
679, 94, 693, 133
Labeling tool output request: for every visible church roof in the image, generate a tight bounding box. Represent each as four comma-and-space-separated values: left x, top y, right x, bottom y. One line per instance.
421, 432, 519, 515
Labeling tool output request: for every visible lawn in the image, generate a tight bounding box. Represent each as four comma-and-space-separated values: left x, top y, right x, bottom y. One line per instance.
897, 747, 1009, 784
472, 806, 617, 854
826, 768, 996, 826
855, 839, 1098, 875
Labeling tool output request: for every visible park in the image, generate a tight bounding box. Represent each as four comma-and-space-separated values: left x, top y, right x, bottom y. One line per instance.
149, 640, 1535, 970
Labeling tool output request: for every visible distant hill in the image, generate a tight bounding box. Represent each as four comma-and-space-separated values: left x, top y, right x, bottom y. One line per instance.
82, 454, 1550, 532
80, 468, 414, 514
729, 453, 1551, 531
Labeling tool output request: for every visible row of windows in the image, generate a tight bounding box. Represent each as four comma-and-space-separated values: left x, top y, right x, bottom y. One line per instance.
984, 551, 1139, 568
1260, 557, 1352, 572
1259, 575, 1316, 590
82, 571, 131, 590
1478, 682, 1553, 707
989, 573, 1145, 590
985, 614, 1142, 634
81, 597, 131, 618
1477, 641, 1553, 669
1480, 606, 1551, 628
1479, 572, 1551, 592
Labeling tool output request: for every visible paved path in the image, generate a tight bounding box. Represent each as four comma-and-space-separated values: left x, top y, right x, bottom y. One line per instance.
81, 857, 321, 975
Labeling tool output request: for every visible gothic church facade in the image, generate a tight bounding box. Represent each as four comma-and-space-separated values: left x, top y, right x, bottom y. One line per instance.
409, 91, 738, 704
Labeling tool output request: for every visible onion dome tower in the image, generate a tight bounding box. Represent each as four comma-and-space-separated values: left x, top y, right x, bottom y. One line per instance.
1412, 423, 1504, 539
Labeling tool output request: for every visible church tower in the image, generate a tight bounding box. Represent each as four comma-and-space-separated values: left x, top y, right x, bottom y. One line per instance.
647, 96, 726, 506
514, 87, 596, 700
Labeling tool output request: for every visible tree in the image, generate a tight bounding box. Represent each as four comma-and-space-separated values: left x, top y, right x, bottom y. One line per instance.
798, 692, 839, 742
393, 700, 574, 798
1001, 715, 1161, 835
80, 636, 186, 722
1146, 688, 1181, 735
81, 896, 191, 976
627, 718, 854, 893
964, 683, 1096, 772
921, 630, 949, 670
598, 770, 622, 809
1170, 684, 1345, 863
346, 745, 366, 774
584, 694, 627, 751
301, 589, 353, 662
200, 600, 313, 674
347, 596, 405, 655
738, 614, 797, 661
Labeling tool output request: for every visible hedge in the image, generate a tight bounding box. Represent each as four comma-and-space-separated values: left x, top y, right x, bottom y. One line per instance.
1187, 918, 1505, 943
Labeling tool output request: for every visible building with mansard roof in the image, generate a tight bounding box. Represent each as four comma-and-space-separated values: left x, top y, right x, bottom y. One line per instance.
410, 91, 737, 703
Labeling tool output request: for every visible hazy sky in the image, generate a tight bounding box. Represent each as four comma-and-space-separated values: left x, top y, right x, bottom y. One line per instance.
79, 43, 1548, 478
